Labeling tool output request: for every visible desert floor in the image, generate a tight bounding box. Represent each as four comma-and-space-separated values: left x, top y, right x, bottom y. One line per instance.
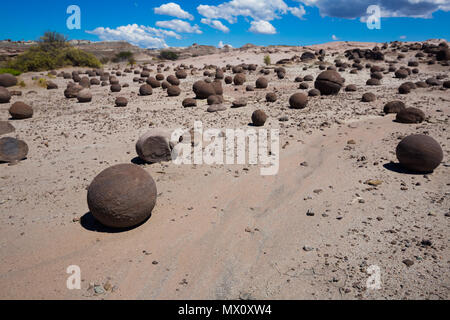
0, 42, 449, 300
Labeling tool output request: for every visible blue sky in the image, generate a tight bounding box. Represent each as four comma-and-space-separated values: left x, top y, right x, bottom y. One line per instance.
1, 0, 449, 48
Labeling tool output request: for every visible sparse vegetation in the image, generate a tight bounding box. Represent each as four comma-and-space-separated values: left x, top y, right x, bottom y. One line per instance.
100, 57, 110, 65
112, 51, 134, 63
36, 78, 47, 88
264, 55, 271, 66
0, 68, 22, 76
160, 50, 179, 61
18, 80, 26, 88
5, 31, 101, 72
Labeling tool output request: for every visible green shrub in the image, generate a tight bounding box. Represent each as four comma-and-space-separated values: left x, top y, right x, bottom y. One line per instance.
36, 78, 47, 88
0, 68, 22, 76
113, 51, 134, 63
264, 55, 271, 66
6, 31, 101, 72
160, 50, 179, 61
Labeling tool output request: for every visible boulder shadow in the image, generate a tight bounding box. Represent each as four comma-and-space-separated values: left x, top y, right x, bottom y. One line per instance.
80, 212, 150, 233
131, 157, 147, 165
383, 162, 430, 175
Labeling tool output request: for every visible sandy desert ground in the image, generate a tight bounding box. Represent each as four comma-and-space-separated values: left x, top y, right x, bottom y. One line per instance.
0, 41, 449, 300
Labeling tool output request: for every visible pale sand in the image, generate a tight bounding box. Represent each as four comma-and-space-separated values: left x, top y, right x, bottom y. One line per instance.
0, 41, 448, 299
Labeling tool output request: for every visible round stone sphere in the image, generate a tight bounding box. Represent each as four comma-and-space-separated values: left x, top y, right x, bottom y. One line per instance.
0, 87, 12, 104
110, 84, 121, 92
87, 164, 157, 228
139, 84, 153, 96
266, 92, 277, 102
167, 85, 181, 97
255, 77, 268, 89
362, 92, 376, 102
233, 73, 246, 85
396, 135, 443, 173
384, 101, 405, 114
182, 98, 197, 108
0, 137, 28, 163
9, 102, 33, 119
314, 70, 344, 95
252, 110, 267, 127
115, 97, 128, 107
396, 107, 425, 123
289, 92, 308, 109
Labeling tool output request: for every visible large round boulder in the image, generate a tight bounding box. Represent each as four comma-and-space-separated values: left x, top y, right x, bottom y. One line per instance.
233, 73, 246, 86
0, 87, 11, 103
87, 164, 157, 228
79, 77, 90, 88
314, 70, 345, 95
396, 107, 425, 123
396, 135, 443, 173
136, 129, 176, 163
175, 70, 187, 79
9, 102, 33, 119
0, 137, 28, 163
167, 75, 180, 86
0, 121, 15, 136
182, 98, 197, 108
64, 84, 83, 98
139, 84, 153, 96
115, 97, 128, 107
147, 77, 161, 88
289, 93, 308, 109
266, 92, 277, 102
384, 101, 406, 114
362, 92, 376, 102
77, 90, 92, 103
252, 110, 267, 127
110, 84, 121, 92
167, 85, 181, 97
47, 81, 58, 90
255, 77, 268, 89
0, 74, 17, 87
193, 80, 218, 99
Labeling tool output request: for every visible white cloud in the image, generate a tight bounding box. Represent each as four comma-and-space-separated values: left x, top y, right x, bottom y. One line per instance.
400, 35, 407, 39
296, 0, 450, 19
289, 5, 306, 19
218, 41, 233, 48
156, 19, 202, 34
201, 18, 230, 32
86, 24, 182, 48
154, 2, 194, 20
332, 34, 339, 40
249, 20, 277, 34
197, 0, 290, 23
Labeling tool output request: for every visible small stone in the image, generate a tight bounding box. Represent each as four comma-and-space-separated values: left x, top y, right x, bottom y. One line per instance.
366, 179, 383, 186
403, 259, 414, 267
94, 285, 105, 295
